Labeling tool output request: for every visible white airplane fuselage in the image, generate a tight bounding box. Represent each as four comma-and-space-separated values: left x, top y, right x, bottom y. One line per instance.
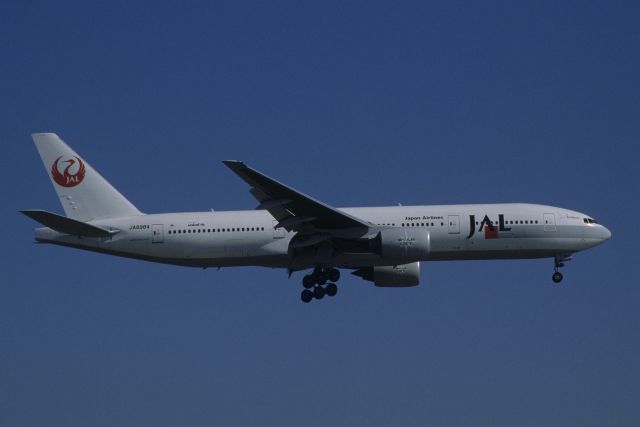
34, 203, 610, 270
24, 133, 610, 299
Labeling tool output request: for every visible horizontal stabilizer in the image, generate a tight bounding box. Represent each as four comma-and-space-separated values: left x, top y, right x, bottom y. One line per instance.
20, 209, 118, 237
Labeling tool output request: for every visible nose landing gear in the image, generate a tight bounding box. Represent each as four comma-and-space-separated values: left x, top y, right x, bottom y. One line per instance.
300, 267, 340, 303
552, 254, 572, 284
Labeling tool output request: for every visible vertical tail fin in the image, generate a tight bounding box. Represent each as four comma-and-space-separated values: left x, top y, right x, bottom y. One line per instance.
32, 133, 142, 221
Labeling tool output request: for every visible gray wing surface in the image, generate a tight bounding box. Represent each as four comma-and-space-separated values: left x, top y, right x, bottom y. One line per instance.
222, 161, 370, 232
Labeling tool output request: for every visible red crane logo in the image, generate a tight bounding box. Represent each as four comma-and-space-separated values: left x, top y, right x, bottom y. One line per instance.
51, 156, 86, 187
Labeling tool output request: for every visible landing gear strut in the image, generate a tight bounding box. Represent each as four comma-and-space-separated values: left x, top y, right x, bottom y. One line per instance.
552, 254, 572, 284
300, 267, 340, 303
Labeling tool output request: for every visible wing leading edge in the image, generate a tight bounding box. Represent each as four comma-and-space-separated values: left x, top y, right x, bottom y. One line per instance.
222, 161, 370, 233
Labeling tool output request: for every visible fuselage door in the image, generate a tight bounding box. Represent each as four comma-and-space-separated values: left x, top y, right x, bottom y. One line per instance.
448, 215, 460, 234
543, 213, 556, 231
152, 224, 164, 243
273, 220, 285, 239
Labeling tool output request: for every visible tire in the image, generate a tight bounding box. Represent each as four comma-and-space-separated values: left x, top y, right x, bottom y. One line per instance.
325, 283, 338, 297
328, 268, 340, 283
313, 286, 325, 299
302, 275, 315, 289
316, 273, 327, 285
552, 272, 563, 283
301, 289, 313, 303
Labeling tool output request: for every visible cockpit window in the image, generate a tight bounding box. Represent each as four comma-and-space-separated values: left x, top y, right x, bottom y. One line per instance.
583, 218, 589, 224
584, 218, 597, 224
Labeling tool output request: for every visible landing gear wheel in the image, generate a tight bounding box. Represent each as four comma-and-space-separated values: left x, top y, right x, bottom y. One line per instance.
325, 282, 338, 297
302, 275, 315, 289
301, 289, 313, 303
316, 273, 327, 285
328, 268, 340, 283
313, 285, 325, 299
552, 272, 563, 283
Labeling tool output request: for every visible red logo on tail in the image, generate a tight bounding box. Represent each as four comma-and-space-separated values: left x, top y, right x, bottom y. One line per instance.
51, 156, 86, 187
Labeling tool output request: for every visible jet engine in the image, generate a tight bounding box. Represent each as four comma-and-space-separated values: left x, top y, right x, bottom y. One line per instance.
352, 262, 420, 287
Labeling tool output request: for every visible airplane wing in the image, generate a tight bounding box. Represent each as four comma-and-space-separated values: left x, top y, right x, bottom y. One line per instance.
222, 161, 370, 232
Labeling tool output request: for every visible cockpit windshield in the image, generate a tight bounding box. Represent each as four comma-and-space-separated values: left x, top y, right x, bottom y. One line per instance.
583, 218, 597, 224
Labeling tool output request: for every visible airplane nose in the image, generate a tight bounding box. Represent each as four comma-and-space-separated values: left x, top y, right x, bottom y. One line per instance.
583, 224, 611, 249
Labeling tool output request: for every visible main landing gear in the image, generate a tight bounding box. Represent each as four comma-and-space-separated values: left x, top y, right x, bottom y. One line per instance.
300, 267, 340, 303
552, 254, 572, 284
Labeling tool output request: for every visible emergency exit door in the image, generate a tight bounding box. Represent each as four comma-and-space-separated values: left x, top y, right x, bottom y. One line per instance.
543, 213, 556, 232
152, 224, 164, 243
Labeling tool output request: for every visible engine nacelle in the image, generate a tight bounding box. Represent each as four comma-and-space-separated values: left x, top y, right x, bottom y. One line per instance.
374, 228, 430, 262
352, 262, 420, 287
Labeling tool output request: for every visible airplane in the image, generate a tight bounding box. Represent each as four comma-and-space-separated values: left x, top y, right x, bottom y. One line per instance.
22, 133, 611, 303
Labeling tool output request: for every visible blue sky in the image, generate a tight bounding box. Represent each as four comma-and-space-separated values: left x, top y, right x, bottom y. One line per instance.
1, 1, 638, 425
